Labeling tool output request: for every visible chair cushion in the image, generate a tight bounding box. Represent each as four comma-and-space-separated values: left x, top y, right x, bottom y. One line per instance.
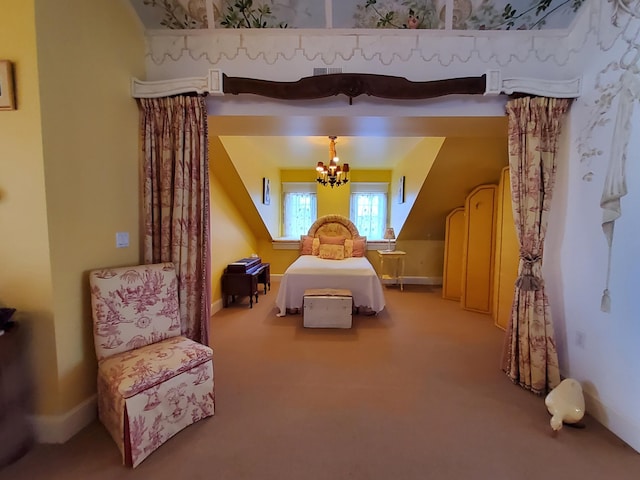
89, 263, 182, 361
98, 336, 213, 398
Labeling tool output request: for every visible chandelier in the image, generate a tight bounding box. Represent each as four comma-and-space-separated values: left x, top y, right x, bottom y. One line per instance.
316, 136, 350, 188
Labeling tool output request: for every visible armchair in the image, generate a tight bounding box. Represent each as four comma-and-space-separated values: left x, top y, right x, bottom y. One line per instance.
89, 262, 214, 467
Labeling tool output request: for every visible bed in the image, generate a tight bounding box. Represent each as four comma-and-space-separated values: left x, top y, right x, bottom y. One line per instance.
275, 215, 386, 316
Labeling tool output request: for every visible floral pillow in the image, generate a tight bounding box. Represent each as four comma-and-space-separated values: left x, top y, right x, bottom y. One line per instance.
312, 237, 320, 256
318, 244, 345, 260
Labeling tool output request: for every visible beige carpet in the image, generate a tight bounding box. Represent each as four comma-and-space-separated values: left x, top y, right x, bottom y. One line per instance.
3, 282, 639, 479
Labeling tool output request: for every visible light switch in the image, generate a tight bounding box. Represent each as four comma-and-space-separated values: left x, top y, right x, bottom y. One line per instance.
116, 232, 129, 248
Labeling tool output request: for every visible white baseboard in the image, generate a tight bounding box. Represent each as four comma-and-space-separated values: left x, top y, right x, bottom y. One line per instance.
211, 298, 223, 315
583, 390, 640, 453
31, 394, 97, 444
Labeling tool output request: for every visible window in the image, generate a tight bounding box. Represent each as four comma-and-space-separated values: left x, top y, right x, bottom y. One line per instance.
282, 182, 317, 238
350, 183, 388, 240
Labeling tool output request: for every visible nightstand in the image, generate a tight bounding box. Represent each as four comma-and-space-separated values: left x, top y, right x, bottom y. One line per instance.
376, 250, 407, 291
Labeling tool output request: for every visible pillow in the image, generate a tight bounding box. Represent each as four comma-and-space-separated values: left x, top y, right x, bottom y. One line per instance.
318, 244, 345, 260
312, 237, 320, 256
300, 235, 314, 255
319, 235, 346, 246
344, 239, 353, 258
352, 237, 366, 257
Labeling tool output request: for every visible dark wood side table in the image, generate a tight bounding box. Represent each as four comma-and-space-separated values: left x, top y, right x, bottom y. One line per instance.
0, 324, 34, 467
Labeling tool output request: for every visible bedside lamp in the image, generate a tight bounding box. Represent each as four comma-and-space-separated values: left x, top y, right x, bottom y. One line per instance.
383, 227, 395, 252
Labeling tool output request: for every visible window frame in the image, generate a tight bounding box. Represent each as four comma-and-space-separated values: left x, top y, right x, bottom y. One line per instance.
281, 182, 317, 239
349, 182, 389, 240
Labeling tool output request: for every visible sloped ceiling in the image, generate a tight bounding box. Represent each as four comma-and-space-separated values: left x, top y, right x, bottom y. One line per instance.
210, 115, 508, 241
209, 115, 508, 171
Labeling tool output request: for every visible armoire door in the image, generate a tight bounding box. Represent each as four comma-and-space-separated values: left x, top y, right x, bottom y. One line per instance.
443, 207, 465, 301
492, 167, 519, 330
461, 185, 497, 314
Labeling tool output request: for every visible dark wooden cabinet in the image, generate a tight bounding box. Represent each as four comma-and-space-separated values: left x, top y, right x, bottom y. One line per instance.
0, 324, 34, 467
222, 258, 270, 308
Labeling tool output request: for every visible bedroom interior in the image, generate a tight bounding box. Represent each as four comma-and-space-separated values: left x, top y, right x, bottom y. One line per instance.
1, 0, 640, 475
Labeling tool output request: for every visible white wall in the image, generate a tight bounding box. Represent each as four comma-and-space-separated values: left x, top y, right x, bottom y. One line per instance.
143, 0, 640, 451
546, 1, 640, 452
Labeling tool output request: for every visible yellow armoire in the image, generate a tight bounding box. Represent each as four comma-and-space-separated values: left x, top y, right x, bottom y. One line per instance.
460, 185, 497, 314
442, 207, 465, 301
492, 167, 519, 330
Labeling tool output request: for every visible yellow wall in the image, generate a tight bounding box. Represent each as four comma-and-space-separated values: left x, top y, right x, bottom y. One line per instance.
317, 181, 350, 217
36, 0, 144, 414
392, 137, 445, 235
257, 239, 299, 275
396, 240, 445, 277
218, 137, 281, 238
350, 170, 391, 183
210, 174, 259, 301
0, 0, 58, 414
281, 169, 315, 183
278, 169, 392, 235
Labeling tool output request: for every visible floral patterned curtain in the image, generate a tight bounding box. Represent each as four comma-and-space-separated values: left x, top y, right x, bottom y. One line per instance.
140, 95, 211, 346
501, 96, 570, 395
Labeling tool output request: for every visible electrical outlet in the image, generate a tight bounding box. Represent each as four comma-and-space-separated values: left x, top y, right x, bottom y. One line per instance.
575, 331, 586, 349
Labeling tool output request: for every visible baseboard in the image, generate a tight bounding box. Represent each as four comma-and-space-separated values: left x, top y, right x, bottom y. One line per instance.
211, 298, 223, 315
583, 390, 640, 453
31, 394, 97, 444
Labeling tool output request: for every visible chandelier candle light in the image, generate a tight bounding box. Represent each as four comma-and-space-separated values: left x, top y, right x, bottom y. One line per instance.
316, 136, 349, 187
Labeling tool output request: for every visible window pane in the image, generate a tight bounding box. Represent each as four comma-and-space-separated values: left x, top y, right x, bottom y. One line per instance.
283, 192, 317, 237
350, 192, 387, 239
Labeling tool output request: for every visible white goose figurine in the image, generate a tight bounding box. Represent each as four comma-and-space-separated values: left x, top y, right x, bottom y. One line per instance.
545, 378, 586, 431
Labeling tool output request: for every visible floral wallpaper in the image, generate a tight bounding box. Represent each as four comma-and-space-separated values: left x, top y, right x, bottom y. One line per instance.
130, 0, 584, 30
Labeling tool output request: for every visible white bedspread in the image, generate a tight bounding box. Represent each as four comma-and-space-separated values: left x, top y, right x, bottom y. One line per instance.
275, 256, 386, 316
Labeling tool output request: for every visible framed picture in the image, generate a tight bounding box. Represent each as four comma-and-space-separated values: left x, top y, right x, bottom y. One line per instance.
397, 176, 405, 204
262, 177, 271, 205
0, 61, 16, 111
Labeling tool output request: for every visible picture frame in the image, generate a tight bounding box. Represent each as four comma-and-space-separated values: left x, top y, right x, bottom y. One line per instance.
397, 175, 405, 204
262, 177, 271, 205
0, 60, 16, 111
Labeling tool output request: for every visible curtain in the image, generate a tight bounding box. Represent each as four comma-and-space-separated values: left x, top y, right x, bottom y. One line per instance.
350, 192, 387, 239
283, 192, 317, 237
140, 95, 211, 346
501, 96, 570, 395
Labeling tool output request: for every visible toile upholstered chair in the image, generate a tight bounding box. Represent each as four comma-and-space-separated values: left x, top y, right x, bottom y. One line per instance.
89, 262, 214, 467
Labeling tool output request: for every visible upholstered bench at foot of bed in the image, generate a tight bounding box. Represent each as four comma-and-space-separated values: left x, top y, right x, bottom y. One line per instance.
303, 289, 353, 328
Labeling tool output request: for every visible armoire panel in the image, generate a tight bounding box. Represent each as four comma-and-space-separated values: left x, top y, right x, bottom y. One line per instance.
461, 185, 497, 314
443, 207, 465, 301
493, 167, 519, 330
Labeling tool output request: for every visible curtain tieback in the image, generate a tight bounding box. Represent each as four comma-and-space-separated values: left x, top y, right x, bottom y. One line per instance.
516, 253, 543, 291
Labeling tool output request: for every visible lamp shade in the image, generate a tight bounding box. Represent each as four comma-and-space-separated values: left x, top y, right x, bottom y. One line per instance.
384, 227, 395, 240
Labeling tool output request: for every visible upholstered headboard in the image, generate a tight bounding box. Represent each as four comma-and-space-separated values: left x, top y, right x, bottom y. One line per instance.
300, 215, 367, 258
306, 214, 361, 239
